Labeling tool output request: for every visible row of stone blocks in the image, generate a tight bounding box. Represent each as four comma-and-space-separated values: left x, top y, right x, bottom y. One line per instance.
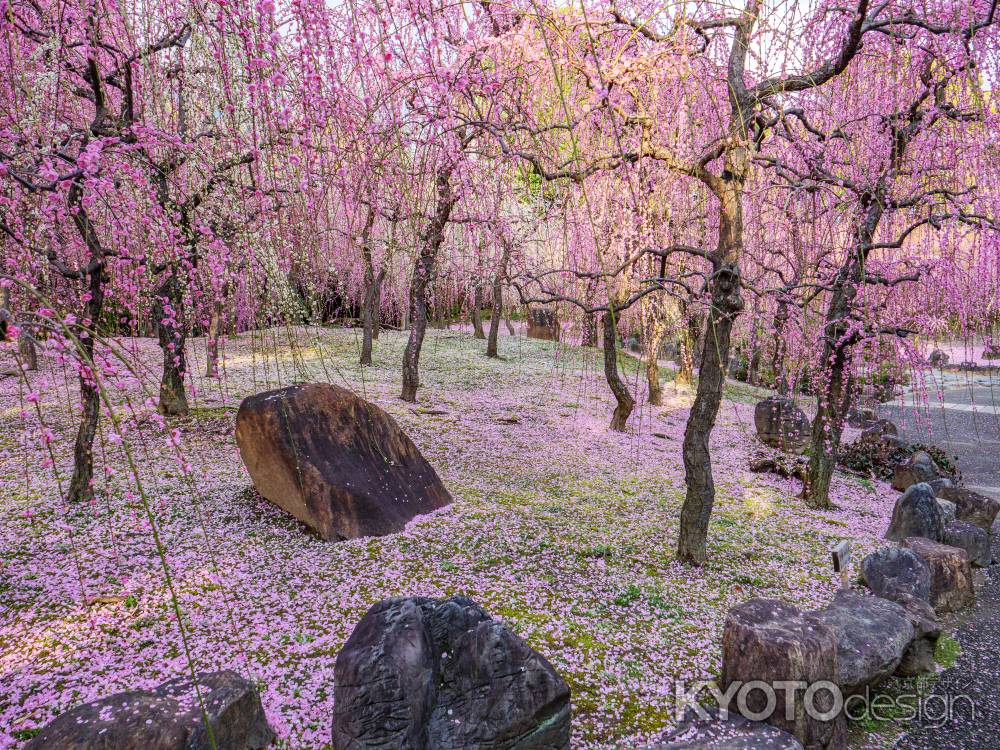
691, 479, 998, 750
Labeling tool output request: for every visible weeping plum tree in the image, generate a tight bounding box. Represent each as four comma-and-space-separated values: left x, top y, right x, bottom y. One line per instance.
761, 22, 999, 507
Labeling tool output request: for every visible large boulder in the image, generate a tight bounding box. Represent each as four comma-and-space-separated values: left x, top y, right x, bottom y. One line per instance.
646, 707, 803, 749
936, 499, 957, 526
884, 483, 944, 543
526, 308, 560, 342
860, 546, 932, 603
891, 451, 941, 492
810, 590, 913, 696
753, 397, 812, 454
892, 594, 942, 677
235, 383, 452, 541
25, 670, 273, 750
858, 419, 899, 446
928, 349, 950, 367
942, 520, 992, 568
721, 599, 845, 750
937, 485, 1000, 533
331, 595, 571, 750
901, 538, 975, 613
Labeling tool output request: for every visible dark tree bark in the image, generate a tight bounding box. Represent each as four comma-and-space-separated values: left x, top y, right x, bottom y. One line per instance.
486, 244, 510, 358
771, 299, 791, 395
360, 269, 385, 366
677, 264, 744, 563
471, 285, 485, 339
582, 313, 598, 347
676, 140, 748, 564
205, 282, 228, 378
644, 317, 667, 406
676, 309, 701, 385
153, 270, 189, 417
401, 167, 456, 402
802, 199, 884, 508
603, 309, 635, 431
66, 183, 107, 504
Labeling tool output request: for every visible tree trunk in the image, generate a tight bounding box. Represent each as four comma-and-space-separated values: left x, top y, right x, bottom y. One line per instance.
677, 265, 743, 564
471, 285, 485, 339
676, 312, 700, 385
360, 268, 385, 366
803, 199, 883, 508
18, 329, 37, 370
505, 311, 515, 336
645, 318, 667, 406
155, 271, 189, 417
68, 275, 104, 503
66, 183, 106, 504
487, 280, 503, 359
801, 283, 856, 508
771, 301, 791, 395
802, 342, 851, 509
401, 167, 455, 402
582, 312, 598, 347
603, 310, 634, 431
205, 296, 223, 378
486, 244, 510, 358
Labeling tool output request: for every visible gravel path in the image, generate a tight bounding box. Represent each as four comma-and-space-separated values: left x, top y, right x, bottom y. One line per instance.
870, 369, 1000, 748
892, 532, 999, 749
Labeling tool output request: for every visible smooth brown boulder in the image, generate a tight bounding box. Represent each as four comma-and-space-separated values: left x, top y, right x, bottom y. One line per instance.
235, 383, 452, 541
901, 537, 975, 613
721, 599, 845, 750
25, 670, 273, 750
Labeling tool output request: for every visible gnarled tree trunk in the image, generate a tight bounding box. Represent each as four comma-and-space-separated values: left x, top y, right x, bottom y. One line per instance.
471, 285, 485, 339
644, 317, 667, 406
486, 244, 510, 358
154, 270, 189, 417
67, 183, 106, 504
603, 309, 634, 432
677, 264, 743, 564
360, 268, 385, 366
205, 283, 227, 378
401, 167, 455, 402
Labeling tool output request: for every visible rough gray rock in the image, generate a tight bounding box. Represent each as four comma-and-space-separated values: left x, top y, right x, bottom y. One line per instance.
936, 499, 957, 526
810, 590, 914, 696
901, 537, 976, 613
891, 593, 942, 677
892, 452, 941, 492
753, 397, 811, 454
721, 599, 845, 750
928, 350, 950, 367
928, 477, 955, 495
645, 707, 804, 749
25, 670, 273, 750
331, 595, 571, 750
937, 485, 1000, 533
235, 383, 452, 541
943, 520, 992, 568
858, 419, 900, 446
885, 483, 945, 543
861, 547, 932, 602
